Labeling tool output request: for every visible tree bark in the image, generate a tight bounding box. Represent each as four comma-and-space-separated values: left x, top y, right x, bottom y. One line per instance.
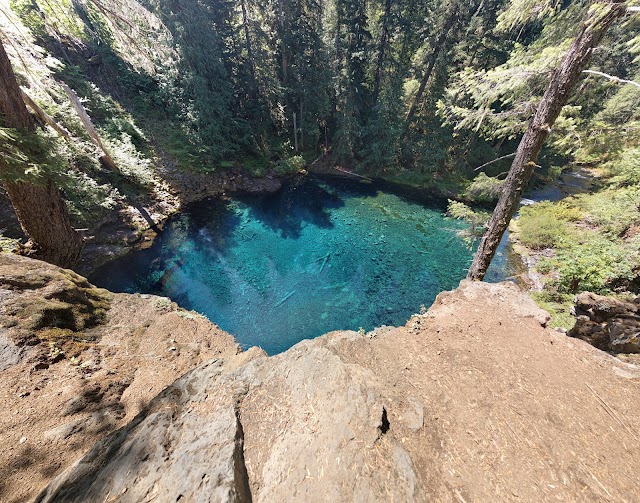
240, 0, 256, 85
467, 1, 626, 281
371, 0, 393, 107
401, 7, 458, 140
0, 39, 83, 269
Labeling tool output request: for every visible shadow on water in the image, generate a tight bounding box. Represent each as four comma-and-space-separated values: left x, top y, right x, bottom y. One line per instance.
239, 176, 345, 239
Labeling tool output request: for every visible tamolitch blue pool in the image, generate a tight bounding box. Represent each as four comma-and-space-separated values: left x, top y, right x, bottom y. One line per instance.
90, 175, 513, 354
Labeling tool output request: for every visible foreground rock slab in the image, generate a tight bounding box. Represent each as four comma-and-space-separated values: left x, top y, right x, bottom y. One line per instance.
35, 280, 640, 502
0, 253, 240, 502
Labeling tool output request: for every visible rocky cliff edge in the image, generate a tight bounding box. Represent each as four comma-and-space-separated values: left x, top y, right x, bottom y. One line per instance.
1, 253, 639, 502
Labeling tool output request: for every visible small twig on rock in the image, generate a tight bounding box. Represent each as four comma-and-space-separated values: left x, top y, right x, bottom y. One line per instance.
586, 383, 638, 441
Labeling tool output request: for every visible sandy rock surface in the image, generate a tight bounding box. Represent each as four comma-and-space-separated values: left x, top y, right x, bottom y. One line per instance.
0, 253, 240, 502
30, 277, 640, 503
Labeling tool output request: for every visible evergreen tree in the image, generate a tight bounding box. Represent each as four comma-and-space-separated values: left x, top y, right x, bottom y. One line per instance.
467, 0, 628, 280
0, 39, 83, 268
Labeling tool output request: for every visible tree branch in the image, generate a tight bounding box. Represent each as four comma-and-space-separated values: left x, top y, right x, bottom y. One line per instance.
583, 70, 640, 89
20, 89, 72, 140
473, 153, 516, 172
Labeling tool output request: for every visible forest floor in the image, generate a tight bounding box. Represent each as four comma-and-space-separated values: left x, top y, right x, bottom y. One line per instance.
2, 252, 640, 501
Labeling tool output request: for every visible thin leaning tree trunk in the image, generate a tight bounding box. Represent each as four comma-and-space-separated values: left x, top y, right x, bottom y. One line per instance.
467, 1, 626, 281
0, 39, 83, 268
401, 8, 458, 140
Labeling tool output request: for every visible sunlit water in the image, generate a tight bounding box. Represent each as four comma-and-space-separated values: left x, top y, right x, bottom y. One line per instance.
90, 175, 513, 354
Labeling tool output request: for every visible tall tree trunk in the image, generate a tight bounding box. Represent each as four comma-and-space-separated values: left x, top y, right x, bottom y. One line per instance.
0, 39, 83, 268
299, 99, 304, 150
401, 7, 458, 140
371, 0, 393, 107
240, 0, 256, 85
467, 1, 626, 281
277, 0, 288, 83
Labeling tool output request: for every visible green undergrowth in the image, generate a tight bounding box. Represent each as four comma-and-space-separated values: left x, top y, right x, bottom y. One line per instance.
530, 291, 575, 330
0, 235, 21, 253
446, 200, 491, 242
516, 202, 582, 250
462, 173, 504, 204
515, 167, 639, 325
518, 189, 640, 296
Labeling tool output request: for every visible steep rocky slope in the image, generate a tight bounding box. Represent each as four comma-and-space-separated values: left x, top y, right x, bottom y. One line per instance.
1, 253, 640, 502
569, 291, 640, 354
0, 253, 240, 502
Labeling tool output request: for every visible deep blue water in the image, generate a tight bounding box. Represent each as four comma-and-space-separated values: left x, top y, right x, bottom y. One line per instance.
90, 175, 513, 354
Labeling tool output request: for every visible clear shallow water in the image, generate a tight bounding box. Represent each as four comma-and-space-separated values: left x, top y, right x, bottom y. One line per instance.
90, 175, 511, 354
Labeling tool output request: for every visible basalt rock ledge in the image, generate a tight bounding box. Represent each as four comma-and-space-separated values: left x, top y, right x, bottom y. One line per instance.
1, 253, 639, 502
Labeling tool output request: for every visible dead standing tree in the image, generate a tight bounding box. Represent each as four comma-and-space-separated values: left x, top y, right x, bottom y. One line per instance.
467, 0, 628, 281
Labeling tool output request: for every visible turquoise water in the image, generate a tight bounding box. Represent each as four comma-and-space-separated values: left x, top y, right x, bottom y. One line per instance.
90, 175, 511, 354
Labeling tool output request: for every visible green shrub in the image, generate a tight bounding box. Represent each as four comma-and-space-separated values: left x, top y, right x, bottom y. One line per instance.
463, 173, 504, 203
446, 200, 490, 241
517, 201, 581, 249
447, 200, 490, 226
274, 155, 306, 175
530, 291, 575, 330
607, 146, 640, 187
573, 186, 640, 237
552, 237, 637, 294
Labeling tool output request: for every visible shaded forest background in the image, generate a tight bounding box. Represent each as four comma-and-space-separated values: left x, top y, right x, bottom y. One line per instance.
1, 0, 637, 182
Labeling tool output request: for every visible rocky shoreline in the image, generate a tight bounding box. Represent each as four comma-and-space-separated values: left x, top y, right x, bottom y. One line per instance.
75, 167, 287, 275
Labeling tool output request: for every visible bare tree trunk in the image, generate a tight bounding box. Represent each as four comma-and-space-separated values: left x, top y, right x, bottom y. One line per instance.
299, 99, 304, 150
0, 39, 83, 268
61, 83, 159, 232
401, 8, 458, 140
240, 0, 256, 85
277, 0, 288, 83
0, 44, 32, 129
371, 0, 393, 107
61, 83, 119, 172
21, 89, 71, 140
467, 1, 626, 281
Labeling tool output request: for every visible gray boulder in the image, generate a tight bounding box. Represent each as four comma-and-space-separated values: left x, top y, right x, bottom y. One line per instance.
569, 292, 640, 353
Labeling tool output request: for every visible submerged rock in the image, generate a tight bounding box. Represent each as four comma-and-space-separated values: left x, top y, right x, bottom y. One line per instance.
569, 291, 640, 353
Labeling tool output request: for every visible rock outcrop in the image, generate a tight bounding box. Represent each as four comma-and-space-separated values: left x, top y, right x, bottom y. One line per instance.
16, 272, 638, 502
569, 291, 640, 353
0, 253, 240, 502
2, 253, 640, 502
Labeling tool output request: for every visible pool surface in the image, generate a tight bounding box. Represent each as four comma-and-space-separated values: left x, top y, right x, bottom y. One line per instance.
91, 175, 512, 354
